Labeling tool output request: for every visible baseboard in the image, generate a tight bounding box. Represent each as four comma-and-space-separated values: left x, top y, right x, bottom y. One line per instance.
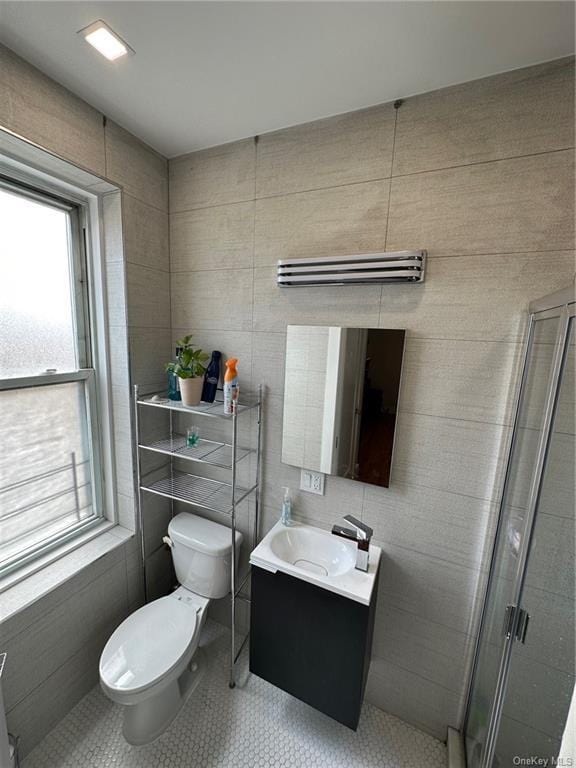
447, 727, 466, 768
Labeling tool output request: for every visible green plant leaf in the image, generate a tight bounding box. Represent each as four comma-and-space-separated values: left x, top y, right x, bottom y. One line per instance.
165, 333, 209, 379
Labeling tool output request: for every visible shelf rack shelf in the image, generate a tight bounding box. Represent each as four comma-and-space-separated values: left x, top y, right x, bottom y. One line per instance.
133, 384, 263, 689
141, 469, 256, 515
137, 392, 259, 418
139, 435, 253, 469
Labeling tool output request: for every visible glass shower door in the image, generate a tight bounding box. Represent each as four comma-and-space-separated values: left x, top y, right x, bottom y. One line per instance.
492, 314, 574, 767
464, 309, 565, 768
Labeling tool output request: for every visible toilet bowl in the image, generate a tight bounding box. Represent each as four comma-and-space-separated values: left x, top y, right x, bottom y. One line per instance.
99, 512, 242, 745
100, 588, 208, 744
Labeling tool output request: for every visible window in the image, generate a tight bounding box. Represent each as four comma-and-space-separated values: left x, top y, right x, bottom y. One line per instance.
0, 177, 104, 577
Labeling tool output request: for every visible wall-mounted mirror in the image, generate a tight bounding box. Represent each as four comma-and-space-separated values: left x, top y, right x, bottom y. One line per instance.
282, 326, 406, 488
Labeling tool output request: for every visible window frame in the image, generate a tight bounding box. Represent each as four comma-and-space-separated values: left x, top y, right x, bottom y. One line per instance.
0, 174, 110, 578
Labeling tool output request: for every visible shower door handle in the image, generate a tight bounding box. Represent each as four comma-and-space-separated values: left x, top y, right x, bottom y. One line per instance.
502, 605, 530, 644
515, 609, 530, 644
502, 604, 515, 639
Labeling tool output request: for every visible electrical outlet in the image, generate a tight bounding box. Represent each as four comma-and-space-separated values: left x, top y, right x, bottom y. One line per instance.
300, 468, 325, 496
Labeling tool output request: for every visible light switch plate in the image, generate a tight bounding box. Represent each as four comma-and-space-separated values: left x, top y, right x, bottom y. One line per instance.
300, 468, 325, 496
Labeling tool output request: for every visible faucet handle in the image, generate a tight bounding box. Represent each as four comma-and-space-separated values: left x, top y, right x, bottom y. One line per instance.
343, 515, 373, 541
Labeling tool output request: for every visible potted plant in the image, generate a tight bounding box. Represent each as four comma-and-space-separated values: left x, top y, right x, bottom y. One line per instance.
165, 335, 209, 406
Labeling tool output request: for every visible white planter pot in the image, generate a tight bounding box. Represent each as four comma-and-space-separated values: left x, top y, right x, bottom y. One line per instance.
179, 377, 203, 407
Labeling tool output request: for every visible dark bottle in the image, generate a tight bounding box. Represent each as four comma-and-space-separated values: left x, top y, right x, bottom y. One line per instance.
202, 350, 222, 403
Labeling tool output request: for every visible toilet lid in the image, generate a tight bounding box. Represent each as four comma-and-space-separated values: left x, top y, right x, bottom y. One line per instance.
100, 595, 198, 694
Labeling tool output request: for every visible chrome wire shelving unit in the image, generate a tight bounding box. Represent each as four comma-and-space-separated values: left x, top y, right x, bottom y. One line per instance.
133, 384, 263, 688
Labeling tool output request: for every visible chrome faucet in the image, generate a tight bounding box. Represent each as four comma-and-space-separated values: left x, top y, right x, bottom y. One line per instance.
331, 515, 373, 572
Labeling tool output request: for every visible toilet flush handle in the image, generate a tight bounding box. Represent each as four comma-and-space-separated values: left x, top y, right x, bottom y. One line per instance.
162, 536, 174, 549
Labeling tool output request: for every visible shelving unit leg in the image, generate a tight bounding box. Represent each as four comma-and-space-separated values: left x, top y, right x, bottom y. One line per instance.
229, 402, 238, 688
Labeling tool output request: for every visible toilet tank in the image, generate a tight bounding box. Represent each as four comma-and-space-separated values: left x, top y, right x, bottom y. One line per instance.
168, 513, 243, 599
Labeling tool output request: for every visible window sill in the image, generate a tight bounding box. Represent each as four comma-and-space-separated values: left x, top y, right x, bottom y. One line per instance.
0, 522, 134, 626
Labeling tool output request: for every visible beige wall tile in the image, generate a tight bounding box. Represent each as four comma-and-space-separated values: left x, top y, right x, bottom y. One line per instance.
117, 492, 136, 532
126, 544, 145, 612
377, 540, 483, 636
126, 264, 170, 328
392, 412, 509, 502
387, 150, 575, 256
108, 325, 130, 388
399, 338, 522, 425
1, 540, 127, 644
255, 180, 389, 267
170, 201, 254, 272
105, 121, 168, 212
253, 266, 381, 331
0, 44, 105, 175
3, 544, 131, 757
113, 428, 136, 499
105, 261, 127, 327
5, 621, 122, 756
518, 585, 574, 675
256, 104, 395, 197
129, 327, 172, 390
258, 393, 284, 462
498, 653, 573, 741
505, 427, 575, 517
520, 341, 575, 432
141, 494, 172, 558
524, 512, 574, 600
169, 139, 256, 212
171, 269, 253, 331
372, 603, 473, 694
378, 251, 576, 342
2, 560, 127, 710
111, 384, 131, 439
102, 192, 124, 264
145, 545, 175, 601
394, 57, 575, 175
292, 470, 367, 528
363, 482, 496, 570
366, 656, 463, 739
251, 331, 287, 398
497, 716, 561, 768
123, 194, 169, 271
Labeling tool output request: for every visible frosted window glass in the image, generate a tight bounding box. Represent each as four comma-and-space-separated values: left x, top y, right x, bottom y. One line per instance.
0, 382, 94, 566
0, 187, 77, 377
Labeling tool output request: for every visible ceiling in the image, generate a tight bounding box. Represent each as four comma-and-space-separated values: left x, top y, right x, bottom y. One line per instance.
0, 1, 574, 158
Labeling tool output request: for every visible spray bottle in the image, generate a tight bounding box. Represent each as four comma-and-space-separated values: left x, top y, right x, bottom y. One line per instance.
223, 358, 239, 415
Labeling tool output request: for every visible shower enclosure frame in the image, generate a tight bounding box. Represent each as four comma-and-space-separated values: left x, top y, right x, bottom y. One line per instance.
462, 281, 575, 768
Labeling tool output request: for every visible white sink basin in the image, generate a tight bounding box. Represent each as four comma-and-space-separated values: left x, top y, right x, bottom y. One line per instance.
269, 526, 356, 577
250, 521, 381, 605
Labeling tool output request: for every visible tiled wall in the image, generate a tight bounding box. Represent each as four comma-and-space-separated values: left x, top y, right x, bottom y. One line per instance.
168, 57, 575, 739
0, 43, 170, 755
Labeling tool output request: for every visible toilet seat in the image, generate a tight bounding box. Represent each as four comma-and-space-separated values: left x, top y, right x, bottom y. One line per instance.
100, 591, 206, 704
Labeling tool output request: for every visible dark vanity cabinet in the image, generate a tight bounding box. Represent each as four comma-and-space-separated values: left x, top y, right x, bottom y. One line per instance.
249, 564, 379, 730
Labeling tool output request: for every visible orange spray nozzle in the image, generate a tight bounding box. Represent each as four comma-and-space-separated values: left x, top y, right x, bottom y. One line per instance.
224, 358, 239, 381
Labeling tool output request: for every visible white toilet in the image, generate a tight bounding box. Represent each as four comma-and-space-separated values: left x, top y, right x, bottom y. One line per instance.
99, 512, 242, 746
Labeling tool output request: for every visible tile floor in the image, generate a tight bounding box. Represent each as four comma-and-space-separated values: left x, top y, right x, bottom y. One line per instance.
23, 621, 447, 768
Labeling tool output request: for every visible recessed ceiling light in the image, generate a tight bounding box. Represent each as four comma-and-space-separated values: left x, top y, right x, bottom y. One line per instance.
78, 20, 134, 61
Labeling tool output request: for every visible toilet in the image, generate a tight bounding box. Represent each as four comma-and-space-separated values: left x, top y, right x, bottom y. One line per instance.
99, 512, 242, 746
